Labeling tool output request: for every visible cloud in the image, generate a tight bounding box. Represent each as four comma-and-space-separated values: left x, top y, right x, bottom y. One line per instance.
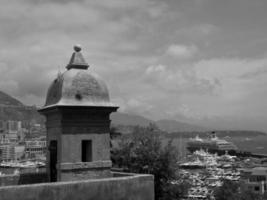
0, 0, 168, 105
181, 57, 267, 126
0, 0, 267, 131
144, 63, 220, 96
166, 44, 198, 58
196, 24, 218, 35
239, 65, 267, 79
193, 58, 267, 101
178, 24, 219, 37
145, 65, 166, 74
123, 56, 267, 130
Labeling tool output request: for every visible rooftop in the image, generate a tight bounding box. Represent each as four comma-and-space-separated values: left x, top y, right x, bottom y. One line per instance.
41, 45, 117, 109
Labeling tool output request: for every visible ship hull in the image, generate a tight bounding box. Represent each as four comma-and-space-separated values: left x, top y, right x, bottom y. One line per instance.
187, 146, 252, 157
187, 146, 231, 155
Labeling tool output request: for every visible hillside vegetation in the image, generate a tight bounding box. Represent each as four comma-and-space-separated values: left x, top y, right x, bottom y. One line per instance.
0, 91, 44, 125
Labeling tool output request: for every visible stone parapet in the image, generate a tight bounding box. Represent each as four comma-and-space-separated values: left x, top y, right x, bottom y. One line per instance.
60, 160, 112, 170
0, 173, 154, 200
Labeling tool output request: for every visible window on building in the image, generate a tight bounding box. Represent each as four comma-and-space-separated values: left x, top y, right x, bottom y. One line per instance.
255, 186, 260, 191
81, 140, 92, 162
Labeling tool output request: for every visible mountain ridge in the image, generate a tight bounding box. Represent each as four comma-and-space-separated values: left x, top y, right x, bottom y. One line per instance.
111, 112, 208, 132
0, 91, 24, 107
0, 91, 44, 124
155, 119, 207, 132
1, 91, 263, 134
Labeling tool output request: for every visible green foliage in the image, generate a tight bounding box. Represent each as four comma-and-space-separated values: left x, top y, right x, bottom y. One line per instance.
214, 179, 266, 200
110, 127, 121, 139
214, 180, 240, 200
239, 190, 263, 200
111, 124, 189, 200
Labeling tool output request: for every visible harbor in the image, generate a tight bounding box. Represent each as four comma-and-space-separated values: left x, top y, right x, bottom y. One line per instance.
179, 133, 267, 199
0, 160, 45, 175
179, 150, 241, 199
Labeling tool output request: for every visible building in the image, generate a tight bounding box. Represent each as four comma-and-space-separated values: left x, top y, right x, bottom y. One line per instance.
38, 44, 119, 182
7, 120, 23, 142
25, 137, 46, 159
14, 145, 25, 160
6, 121, 22, 134
240, 167, 267, 194
0, 120, 23, 142
0, 120, 24, 161
0, 143, 15, 161
0, 140, 25, 162
0, 120, 5, 133
0, 45, 154, 200
0, 136, 14, 161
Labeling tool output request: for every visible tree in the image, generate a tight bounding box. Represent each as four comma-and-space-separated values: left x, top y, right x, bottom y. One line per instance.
111, 124, 189, 200
214, 179, 240, 200
110, 126, 121, 139
214, 179, 265, 200
239, 190, 263, 200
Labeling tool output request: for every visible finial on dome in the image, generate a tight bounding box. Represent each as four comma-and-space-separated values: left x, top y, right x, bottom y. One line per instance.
66, 44, 89, 70
74, 44, 82, 52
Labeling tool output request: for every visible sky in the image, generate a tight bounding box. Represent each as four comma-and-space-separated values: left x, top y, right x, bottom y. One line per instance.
1, 0, 267, 131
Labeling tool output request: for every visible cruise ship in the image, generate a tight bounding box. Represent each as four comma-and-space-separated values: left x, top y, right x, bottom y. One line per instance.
187, 132, 238, 155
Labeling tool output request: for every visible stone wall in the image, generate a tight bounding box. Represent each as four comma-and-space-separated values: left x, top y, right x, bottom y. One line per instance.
0, 174, 19, 187
61, 133, 110, 163
60, 168, 111, 181
42, 106, 115, 182
0, 172, 48, 187
0, 173, 154, 200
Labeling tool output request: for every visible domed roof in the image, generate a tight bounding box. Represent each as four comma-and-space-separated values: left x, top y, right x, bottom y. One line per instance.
42, 45, 116, 108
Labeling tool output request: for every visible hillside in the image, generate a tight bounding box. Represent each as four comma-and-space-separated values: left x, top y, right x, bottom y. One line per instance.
111, 112, 208, 132
1, 91, 265, 136
156, 119, 207, 132
0, 91, 44, 124
0, 91, 24, 107
111, 112, 153, 127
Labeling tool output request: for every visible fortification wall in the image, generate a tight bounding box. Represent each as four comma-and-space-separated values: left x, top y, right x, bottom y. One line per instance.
0, 173, 154, 200
0, 172, 48, 186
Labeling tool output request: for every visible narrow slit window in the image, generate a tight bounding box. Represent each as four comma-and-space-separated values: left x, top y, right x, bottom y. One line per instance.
81, 140, 92, 162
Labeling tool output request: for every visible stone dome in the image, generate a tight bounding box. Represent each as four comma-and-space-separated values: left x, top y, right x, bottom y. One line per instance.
43, 45, 116, 108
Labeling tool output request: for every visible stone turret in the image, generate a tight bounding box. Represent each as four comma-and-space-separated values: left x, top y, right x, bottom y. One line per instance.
39, 45, 118, 182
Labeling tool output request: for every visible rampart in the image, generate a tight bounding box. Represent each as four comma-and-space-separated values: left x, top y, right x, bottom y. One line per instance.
0, 172, 48, 186
0, 172, 154, 200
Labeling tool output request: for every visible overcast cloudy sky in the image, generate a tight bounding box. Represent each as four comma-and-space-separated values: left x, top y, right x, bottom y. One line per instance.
1, 0, 267, 131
